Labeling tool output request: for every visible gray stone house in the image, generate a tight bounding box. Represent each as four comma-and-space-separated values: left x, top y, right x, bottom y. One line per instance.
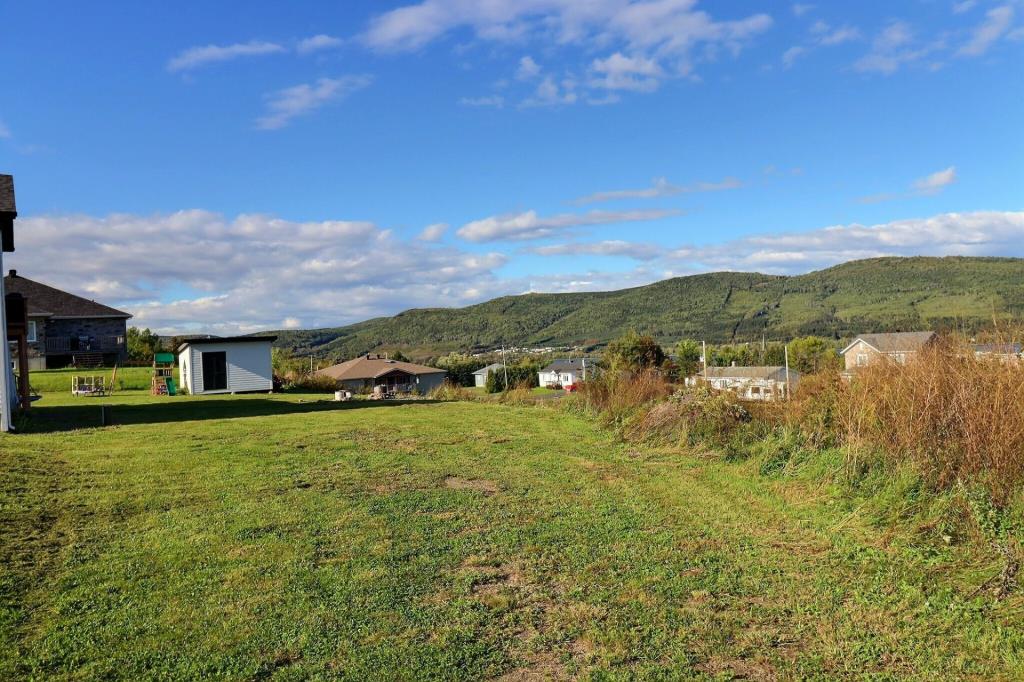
3, 270, 132, 369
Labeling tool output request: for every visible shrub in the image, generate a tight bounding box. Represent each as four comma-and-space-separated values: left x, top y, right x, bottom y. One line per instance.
429, 380, 475, 402
625, 385, 750, 447
289, 373, 339, 393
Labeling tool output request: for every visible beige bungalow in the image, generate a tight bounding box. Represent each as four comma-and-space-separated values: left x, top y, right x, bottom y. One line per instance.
316, 354, 447, 395
840, 331, 936, 372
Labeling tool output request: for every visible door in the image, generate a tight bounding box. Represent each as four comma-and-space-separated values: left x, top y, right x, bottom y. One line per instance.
202, 351, 228, 391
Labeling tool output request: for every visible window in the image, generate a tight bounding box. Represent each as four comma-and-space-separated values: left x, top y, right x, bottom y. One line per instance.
893, 353, 906, 364
26, 321, 37, 343
856, 353, 868, 367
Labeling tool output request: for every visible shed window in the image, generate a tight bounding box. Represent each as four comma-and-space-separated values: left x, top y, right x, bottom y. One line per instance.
27, 320, 37, 342
856, 353, 868, 367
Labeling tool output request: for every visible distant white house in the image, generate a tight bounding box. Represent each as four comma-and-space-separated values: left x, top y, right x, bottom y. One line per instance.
472, 363, 504, 387
538, 358, 595, 388
178, 336, 276, 395
687, 365, 798, 401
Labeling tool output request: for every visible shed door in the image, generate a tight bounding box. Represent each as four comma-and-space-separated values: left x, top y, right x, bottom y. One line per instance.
202, 351, 228, 391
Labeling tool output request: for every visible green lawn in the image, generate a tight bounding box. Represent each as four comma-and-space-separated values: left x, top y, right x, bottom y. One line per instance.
2, 391, 1022, 679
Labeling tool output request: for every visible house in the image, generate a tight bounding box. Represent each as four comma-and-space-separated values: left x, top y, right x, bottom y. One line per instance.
688, 366, 799, 401
3, 270, 131, 369
472, 363, 504, 387
971, 342, 1021, 364
316, 354, 447, 394
538, 358, 595, 388
177, 336, 275, 395
840, 331, 936, 372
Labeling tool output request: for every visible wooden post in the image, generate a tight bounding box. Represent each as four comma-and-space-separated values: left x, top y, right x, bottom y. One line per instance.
17, 331, 29, 409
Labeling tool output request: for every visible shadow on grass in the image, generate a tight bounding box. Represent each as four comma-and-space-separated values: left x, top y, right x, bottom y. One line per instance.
16, 397, 437, 434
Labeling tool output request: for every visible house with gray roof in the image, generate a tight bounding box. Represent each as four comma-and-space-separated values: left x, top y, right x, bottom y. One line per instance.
472, 363, 505, 387
687, 365, 799, 401
840, 331, 936, 372
538, 358, 595, 388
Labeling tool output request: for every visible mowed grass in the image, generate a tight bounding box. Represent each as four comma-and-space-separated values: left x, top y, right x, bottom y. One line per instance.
2, 392, 1023, 680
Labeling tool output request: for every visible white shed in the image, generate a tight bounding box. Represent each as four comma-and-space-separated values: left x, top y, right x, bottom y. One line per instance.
177, 336, 276, 395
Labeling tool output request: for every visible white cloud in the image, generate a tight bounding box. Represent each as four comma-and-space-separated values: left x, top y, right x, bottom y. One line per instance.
860, 166, 957, 203
362, 1, 771, 100
459, 94, 505, 107
589, 52, 664, 92
167, 40, 286, 72
913, 166, 957, 194
521, 76, 577, 107
297, 34, 344, 55
853, 21, 936, 74
255, 75, 372, 130
575, 176, 742, 204
956, 5, 1014, 57
782, 46, 806, 68
818, 25, 860, 46
418, 223, 448, 241
281, 317, 302, 329
527, 240, 662, 260
953, 1, 977, 14
663, 210, 1024, 273
516, 55, 541, 80
457, 208, 678, 242
792, 4, 815, 17
8, 210, 509, 334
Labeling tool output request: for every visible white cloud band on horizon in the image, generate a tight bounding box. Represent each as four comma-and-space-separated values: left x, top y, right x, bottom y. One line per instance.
7, 209, 1021, 334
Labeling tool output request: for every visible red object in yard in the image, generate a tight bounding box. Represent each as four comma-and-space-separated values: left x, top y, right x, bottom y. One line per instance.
563, 384, 578, 392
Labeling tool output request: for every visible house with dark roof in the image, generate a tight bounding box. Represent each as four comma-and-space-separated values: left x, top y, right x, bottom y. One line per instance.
687, 365, 799, 401
3, 270, 132, 369
538, 358, 595, 388
840, 331, 936, 372
316, 354, 447, 394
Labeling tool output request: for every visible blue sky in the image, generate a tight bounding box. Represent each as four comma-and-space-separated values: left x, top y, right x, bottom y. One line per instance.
1, 1, 1022, 333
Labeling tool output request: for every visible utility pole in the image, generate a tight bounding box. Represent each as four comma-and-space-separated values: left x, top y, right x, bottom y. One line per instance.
501, 344, 509, 390
784, 344, 791, 401
702, 340, 708, 381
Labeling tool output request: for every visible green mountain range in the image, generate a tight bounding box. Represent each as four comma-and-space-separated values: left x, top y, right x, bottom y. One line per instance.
270, 257, 1024, 359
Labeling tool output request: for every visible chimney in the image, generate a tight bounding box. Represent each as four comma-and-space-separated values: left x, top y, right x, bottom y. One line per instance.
8, 269, 15, 278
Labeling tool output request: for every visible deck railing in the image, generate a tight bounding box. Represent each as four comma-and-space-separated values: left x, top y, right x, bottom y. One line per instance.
45, 335, 125, 354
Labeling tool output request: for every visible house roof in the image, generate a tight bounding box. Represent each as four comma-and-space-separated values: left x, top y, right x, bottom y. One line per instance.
540, 358, 596, 373
177, 335, 277, 352
472, 363, 504, 375
3, 271, 132, 319
840, 331, 936, 356
703, 366, 797, 380
316, 354, 446, 381
972, 342, 1022, 355
0, 175, 15, 214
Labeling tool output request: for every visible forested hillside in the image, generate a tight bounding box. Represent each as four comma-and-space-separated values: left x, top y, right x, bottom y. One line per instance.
271, 257, 1024, 359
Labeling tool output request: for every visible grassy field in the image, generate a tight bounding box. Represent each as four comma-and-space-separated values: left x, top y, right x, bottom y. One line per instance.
2, 390, 1023, 679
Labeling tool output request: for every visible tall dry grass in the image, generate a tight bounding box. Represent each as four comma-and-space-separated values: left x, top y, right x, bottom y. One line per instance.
567, 369, 672, 425
832, 337, 1024, 503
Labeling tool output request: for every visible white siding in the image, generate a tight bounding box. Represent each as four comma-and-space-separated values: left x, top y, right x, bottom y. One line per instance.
178, 341, 273, 395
